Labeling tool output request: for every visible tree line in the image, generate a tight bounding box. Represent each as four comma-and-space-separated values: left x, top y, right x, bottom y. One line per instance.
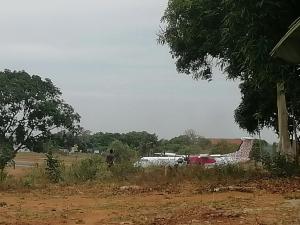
46, 129, 246, 157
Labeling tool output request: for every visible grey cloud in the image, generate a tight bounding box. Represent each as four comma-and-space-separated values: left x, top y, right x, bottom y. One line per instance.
0, 0, 277, 143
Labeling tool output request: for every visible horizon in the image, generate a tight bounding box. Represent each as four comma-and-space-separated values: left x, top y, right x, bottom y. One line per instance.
0, 0, 278, 144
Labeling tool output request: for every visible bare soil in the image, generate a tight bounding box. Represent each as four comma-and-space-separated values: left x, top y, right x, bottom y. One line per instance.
0, 178, 300, 225
2, 153, 300, 225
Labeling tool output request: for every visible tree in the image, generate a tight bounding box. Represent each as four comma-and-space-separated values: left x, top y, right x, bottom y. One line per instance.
89, 132, 122, 151
0, 70, 80, 167
184, 129, 198, 144
121, 131, 158, 156
108, 140, 137, 163
235, 76, 300, 136
169, 135, 192, 145
234, 79, 278, 134
209, 140, 240, 155
159, 0, 300, 158
51, 128, 92, 152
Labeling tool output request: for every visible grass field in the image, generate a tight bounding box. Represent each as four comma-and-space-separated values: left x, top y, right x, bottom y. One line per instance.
1, 153, 300, 225
7, 152, 91, 178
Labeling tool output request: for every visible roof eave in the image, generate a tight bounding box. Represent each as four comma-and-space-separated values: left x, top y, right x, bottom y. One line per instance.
271, 18, 300, 64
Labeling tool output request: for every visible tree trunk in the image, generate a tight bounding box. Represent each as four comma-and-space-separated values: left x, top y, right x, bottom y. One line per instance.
276, 82, 293, 158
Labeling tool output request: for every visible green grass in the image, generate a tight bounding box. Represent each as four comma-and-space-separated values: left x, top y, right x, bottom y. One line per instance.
0, 155, 268, 190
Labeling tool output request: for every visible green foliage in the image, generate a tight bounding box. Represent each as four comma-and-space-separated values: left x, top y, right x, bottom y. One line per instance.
212, 164, 249, 180
0, 142, 14, 171
177, 145, 208, 155
0, 70, 80, 156
121, 131, 158, 150
134, 164, 260, 186
209, 141, 239, 155
155, 142, 206, 156
67, 156, 106, 182
110, 162, 139, 180
50, 128, 92, 152
159, 0, 224, 79
23, 167, 48, 187
45, 152, 63, 183
234, 80, 278, 134
249, 140, 300, 177
235, 76, 300, 135
109, 140, 137, 163
155, 132, 212, 155
49, 130, 217, 157
0, 142, 15, 182
169, 135, 192, 145
159, 0, 300, 148
249, 139, 271, 162
0, 170, 7, 182
50, 130, 158, 155
262, 152, 300, 177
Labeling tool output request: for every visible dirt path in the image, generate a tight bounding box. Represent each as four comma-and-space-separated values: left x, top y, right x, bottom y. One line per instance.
0, 182, 299, 225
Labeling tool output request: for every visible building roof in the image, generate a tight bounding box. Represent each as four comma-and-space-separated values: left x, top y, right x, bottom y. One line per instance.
271, 18, 300, 64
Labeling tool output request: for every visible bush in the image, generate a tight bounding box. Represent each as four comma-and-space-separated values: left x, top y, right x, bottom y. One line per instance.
262, 152, 300, 177
108, 140, 137, 163
45, 152, 63, 183
209, 141, 239, 155
0, 169, 8, 182
23, 166, 49, 187
0, 143, 15, 181
66, 156, 108, 182
110, 162, 140, 180
131, 163, 261, 186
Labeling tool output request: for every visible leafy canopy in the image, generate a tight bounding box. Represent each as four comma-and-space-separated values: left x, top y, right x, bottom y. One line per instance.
0, 70, 80, 152
159, 0, 300, 137
159, 0, 299, 82
235, 75, 300, 135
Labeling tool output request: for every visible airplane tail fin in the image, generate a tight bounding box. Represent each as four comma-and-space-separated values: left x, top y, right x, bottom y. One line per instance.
226, 137, 254, 162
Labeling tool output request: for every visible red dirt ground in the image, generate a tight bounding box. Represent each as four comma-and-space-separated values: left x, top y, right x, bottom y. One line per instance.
1, 153, 300, 225
0, 179, 300, 225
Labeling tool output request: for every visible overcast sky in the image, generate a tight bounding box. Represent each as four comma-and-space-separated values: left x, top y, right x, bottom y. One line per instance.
0, 0, 277, 142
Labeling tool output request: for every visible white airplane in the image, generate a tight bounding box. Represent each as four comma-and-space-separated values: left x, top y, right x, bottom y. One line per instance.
134, 137, 254, 168
134, 153, 186, 168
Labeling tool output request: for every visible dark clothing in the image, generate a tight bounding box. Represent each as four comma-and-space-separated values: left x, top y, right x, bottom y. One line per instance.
106, 153, 114, 167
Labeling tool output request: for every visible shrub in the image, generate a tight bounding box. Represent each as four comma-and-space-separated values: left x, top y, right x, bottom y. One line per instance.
0, 143, 15, 182
45, 152, 63, 183
66, 156, 107, 182
110, 162, 139, 180
131, 163, 261, 186
108, 140, 137, 163
262, 152, 300, 177
23, 166, 49, 187
0, 169, 8, 182
249, 140, 272, 163
209, 141, 239, 155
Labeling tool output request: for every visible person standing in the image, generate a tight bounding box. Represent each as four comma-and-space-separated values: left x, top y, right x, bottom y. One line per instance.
106, 149, 115, 168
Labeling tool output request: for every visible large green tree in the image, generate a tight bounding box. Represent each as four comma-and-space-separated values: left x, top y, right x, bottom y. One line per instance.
0, 70, 80, 165
235, 76, 300, 135
159, 0, 300, 157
